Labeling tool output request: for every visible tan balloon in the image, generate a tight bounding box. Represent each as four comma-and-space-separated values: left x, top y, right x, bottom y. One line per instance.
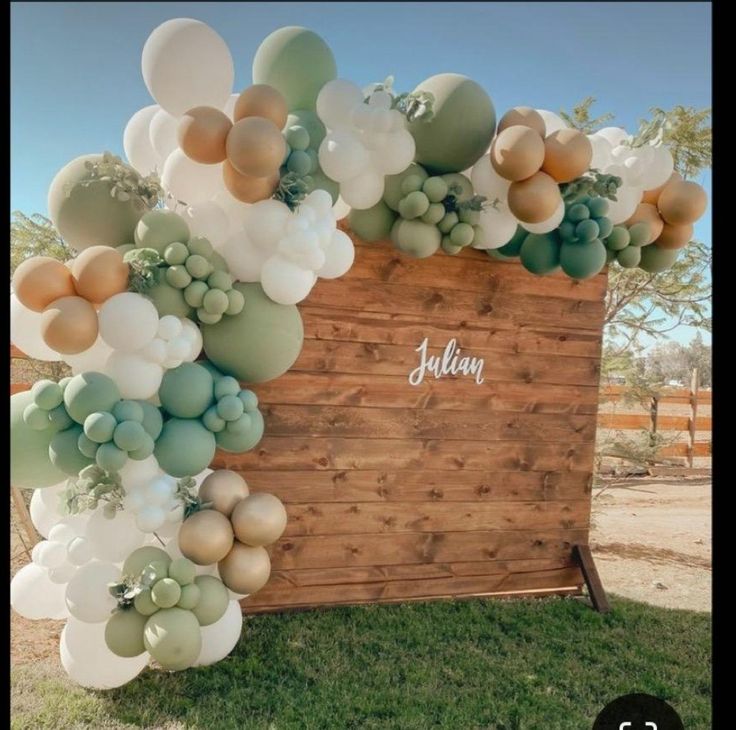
218, 542, 271, 595
490, 125, 545, 182
507, 171, 561, 224
226, 117, 286, 179
12, 256, 77, 312
657, 179, 708, 225
222, 160, 279, 203
198, 470, 250, 517
178, 510, 234, 566
497, 106, 546, 137
625, 203, 664, 245
655, 222, 694, 250
233, 85, 288, 129
231, 493, 287, 547
177, 106, 232, 165
70, 246, 129, 304
542, 129, 593, 183
641, 171, 682, 205
40, 296, 98, 355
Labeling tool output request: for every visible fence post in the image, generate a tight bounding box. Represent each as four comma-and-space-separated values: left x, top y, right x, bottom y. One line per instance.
649, 395, 659, 449
688, 368, 699, 469
11, 486, 39, 548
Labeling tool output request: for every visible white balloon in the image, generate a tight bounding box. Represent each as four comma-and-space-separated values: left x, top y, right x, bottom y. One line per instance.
640, 144, 675, 191
588, 134, 613, 171
104, 351, 164, 400
141, 18, 234, 117
119, 455, 161, 491
29, 482, 66, 538
123, 105, 160, 175
221, 230, 269, 282
212, 190, 251, 241
303, 189, 335, 217
10, 294, 62, 361
99, 293, 159, 352
316, 79, 364, 131
64, 335, 114, 375
182, 201, 229, 249
48, 518, 87, 547
339, 167, 384, 209
536, 109, 568, 135
141, 338, 168, 365
369, 129, 416, 175
472, 207, 519, 250
222, 93, 239, 120
607, 185, 644, 224
135, 506, 166, 533
318, 131, 369, 183
85, 509, 145, 563
149, 109, 180, 164
65, 560, 119, 623
261, 256, 316, 305
244, 199, 290, 250
180, 318, 203, 359
521, 200, 565, 234
67, 536, 95, 566
32, 540, 68, 569
317, 230, 355, 279
596, 126, 630, 147
162, 148, 225, 206
332, 196, 351, 220
278, 230, 325, 270
194, 600, 243, 666
11, 563, 69, 620
48, 561, 77, 585
60, 617, 149, 689
470, 157, 511, 203
157, 315, 183, 341
144, 475, 177, 505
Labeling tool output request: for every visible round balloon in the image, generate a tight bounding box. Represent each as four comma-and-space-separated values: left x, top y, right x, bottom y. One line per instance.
11, 563, 69, 620
65, 560, 119, 623
71, 246, 129, 304
177, 106, 232, 165
153, 418, 217, 478
194, 599, 242, 666
12, 256, 76, 312
40, 296, 99, 355
639, 244, 681, 273
10, 294, 63, 361
519, 233, 561, 275
134, 209, 190, 253
348, 201, 396, 242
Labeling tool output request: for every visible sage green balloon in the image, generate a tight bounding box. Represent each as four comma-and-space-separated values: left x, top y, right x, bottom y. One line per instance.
63, 372, 121, 425
47, 154, 146, 252
560, 240, 607, 280
390, 219, 442, 259
440, 173, 474, 203
144, 607, 202, 671
487, 249, 518, 262
616, 245, 641, 269
201, 283, 303, 383
177, 583, 202, 610
252, 26, 337, 111
285, 110, 326, 149
159, 363, 214, 419
216, 408, 265, 453
495, 226, 527, 258
105, 609, 148, 658
135, 400, 163, 440
49, 425, 94, 476
134, 210, 190, 253
520, 233, 561, 275
154, 418, 217, 478
169, 558, 197, 586
134, 589, 159, 616
144, 279, 194, 319
192, 575, 229, 626
384, 164, 429, 212
628, 222, 652, 248
123, 546, 171, 578
10, 392, 66, 489
152, 578, 182, 608
408, 74, 496, 174
348, 201, 396, 242
639, 244, 680, 273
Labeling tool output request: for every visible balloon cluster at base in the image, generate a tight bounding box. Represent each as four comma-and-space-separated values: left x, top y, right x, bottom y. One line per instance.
11, 15, 709, 690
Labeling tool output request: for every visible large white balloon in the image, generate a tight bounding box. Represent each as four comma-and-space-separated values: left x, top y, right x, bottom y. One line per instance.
536, 109, 568, 135
10, 294, 62, 361
11, 563, 69, 620
318, 131, 369, 183
149, 109, 180, 164
141, 18, 234, 117
317, 230, 355, 278
162, 148, 225, 205
64, 335, 114, 375
588, 134, 613, 171
472, 207, 519, 250
607, 184, 644, 224
182, 201, 229, 249
369, 129, 415, 176
85, 509, 146, 563
333, 196, 351, 221
339, 167, 384, 209
61, 617, 149, 689
316, 79, 365, 131
194, 600, 243, 666
29, 482, 67, 538
521, 200, 565, 234
98, 293, 159, 352
104, 351, 164, 400
221, 231, 270, 282
123, 105, 160, 175
243, 199, 291, 251
65, 560, 119, 623
640, 144, 675, 191
596, 126, 630, 147
119, 454, 162, 491
471, 156, 511, 203
261, 257, 316, 305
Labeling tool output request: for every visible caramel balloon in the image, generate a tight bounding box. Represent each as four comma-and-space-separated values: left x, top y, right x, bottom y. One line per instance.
654, 222, 694, 250
507, 171, 561, 224
233, 84, 288, 129
625, 203, 665, 245
177, 106, 232, 165
40, 296, 98, 355
222, 160, 279, 204
642, 171, 682, 205
12, 256, 77, 312
657, 179, 708, 226
178, 510, 234, 565
217, 542, 271, 595
497, 106, 546, 137
71, 246, 129, 304
198, 470, 250, 518
226, 117, 286, 178
542, 128, 593, 183
490, 125, 545, 182
231, 493, 287, 547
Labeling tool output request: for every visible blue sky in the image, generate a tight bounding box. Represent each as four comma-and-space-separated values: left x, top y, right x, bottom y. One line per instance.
11, 2, 711, 345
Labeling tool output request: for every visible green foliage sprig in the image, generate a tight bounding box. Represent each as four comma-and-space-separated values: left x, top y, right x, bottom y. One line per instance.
364, 76, 434, 123
273, 171, 311, 210
62, 465, 125, 518
176, 476, 210, 519
561, 171, 622, 202
123, 247, 164, 293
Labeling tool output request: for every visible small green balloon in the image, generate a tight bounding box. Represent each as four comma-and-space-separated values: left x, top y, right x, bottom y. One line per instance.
560, 239, 607, 280
112, 400, 144, 424
23, 403, 51, 431
639, 244, 680, 273
595, 217, 614, 240
628, 222, 652, 247
558, 221, 576, 241
113, 420, 147, 452
616, 245, 641, 268
606, 226, 631, 251
286, 125, 310, 151
214, 376, 241, 400
177, 583, 202, 610
383, 164, 429, 212
105, 609, 148, 658
123, 546, 171, 578
32, 380, 64, 410
48, 405, 74, 432
144, 279, 194, 319
184, 280, 209, 308
238, 389, 259, 412
605, 248, 616, 263
225, 289, 245, 316
422, 176, 449, 203
96, 441, 128, 472
287, 149, 312, 176
495, 226, 527, 257
203, 288, 230, 316
63, 372, 121, 425
420, 203, 446, 226
147, 560, 170, 582
285, 110, 325, 149
192, 575, 229, 626
152, 578, 182, 608
159, 363, 214, 419
587, 197, 609, 218
437, 212, 459, 234
450, 222, 474, 247
135, 210, 190, 253
441, 237, 463, 255
144, 607, 202, 671
217, 394, 244, 422
134, 589, 159, 616
154, 418, 217, 478
391, 219, 442, 259
400, 174, 425, 196
207, 270, 233, 292
128, 432, 155, 461
305, 148, 319, 174
458, 208, 480, 226
77, 432, 100, 459
84, 411, 117, 443
440, 173, 474, 203
185, 255, 211, 280
399, 191, 430, 220
49, 425, 95, 476
575, 219, 600, 243
567, 204, 590, 222
169, 558, 197, 586
348, 201, 396, 242
216, 409, 264, 453
164, 241, 190, 266
136, 400, 163, 440
166, 265, 192, 290
187, 237, 214, 258
520, 233, 561, 275
202, 405, 226, 433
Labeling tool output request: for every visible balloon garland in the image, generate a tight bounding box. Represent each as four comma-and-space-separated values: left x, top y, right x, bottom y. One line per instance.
11, 19, 708, 689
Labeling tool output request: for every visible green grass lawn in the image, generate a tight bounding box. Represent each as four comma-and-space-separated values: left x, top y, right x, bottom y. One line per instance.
11, 596, 711, 730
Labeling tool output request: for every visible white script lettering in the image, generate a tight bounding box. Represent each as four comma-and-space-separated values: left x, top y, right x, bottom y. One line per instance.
408, 338, 485, 386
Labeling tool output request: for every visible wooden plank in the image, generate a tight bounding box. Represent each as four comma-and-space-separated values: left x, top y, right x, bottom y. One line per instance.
213, 437, 596, 472
241, 469, 593, 503
282, 500, 589, 537
659, 442, 710, 457
648, 466, 711, 477
10, 345, 26, 359
266, 528, 588, 571
573, 544, 610, 613
262, 404, 597, 443
11, 486, 39, 547
10, 383, 30, 395
598, 413, 712, 431
601, 385, 712, 405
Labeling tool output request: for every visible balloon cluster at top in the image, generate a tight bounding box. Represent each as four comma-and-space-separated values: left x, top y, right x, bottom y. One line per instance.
11, 17, 709, 691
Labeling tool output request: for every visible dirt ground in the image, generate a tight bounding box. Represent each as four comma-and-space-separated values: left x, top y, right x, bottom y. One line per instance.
591, 478, 711, 613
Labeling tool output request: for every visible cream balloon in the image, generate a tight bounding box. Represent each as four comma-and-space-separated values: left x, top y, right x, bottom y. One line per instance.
317, 230, 355, 279
221, 230, 270, 282
162, 148, 226, 206
149, 109, 180, 164
64, 335, 114, 375
470, 155, 511, 203
535, 109, 568, 135
521, 199, 565, 234
85, 509, 146, 563
607, 185, 644, 225
596, 126, 630, 147
10, 293, 62, 361
318, 131, 369, 183
98, 292, 160, 352
11, 563, 69, 620
316, 79, 365, 131
587, 134, 613, 171
65, 560, 119, 623
193, 599, 243, 666
181, 201, 229, 249
261, 256, 316, 305
123, 105, 160, 175
472, 207, 518, 250
243, 198, 291, 250
332, 196, 351, 221
640, 144, 675, 191
29, 481, 67, 538
339, 167, 384, 209
119, 454, 162, 491
104, 351, 164, 400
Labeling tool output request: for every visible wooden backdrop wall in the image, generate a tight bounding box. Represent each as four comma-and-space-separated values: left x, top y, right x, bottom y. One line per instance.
213, 233, 608, 613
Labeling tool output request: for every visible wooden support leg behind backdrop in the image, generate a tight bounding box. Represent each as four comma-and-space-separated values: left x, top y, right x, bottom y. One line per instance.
573, 544, 610, 613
